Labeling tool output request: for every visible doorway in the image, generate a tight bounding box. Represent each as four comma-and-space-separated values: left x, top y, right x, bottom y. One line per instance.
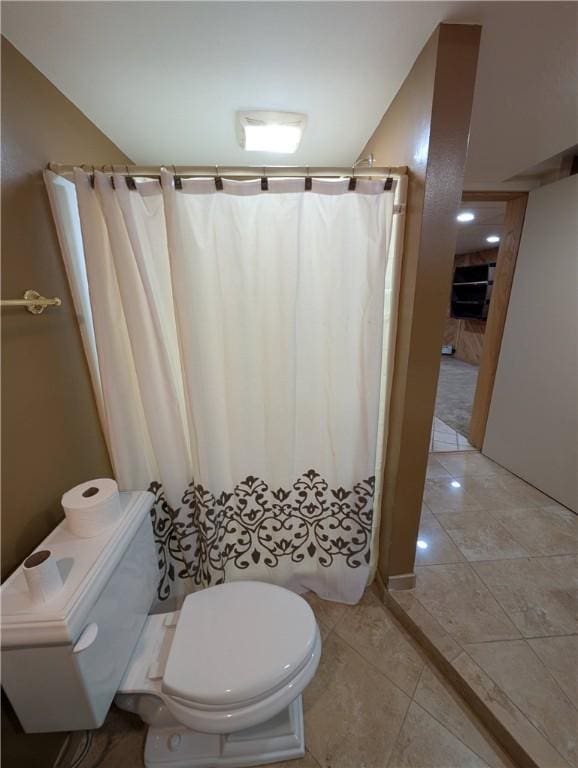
430, 192, 528, 452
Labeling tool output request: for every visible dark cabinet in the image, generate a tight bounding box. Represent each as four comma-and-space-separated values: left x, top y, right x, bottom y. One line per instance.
451, 262, 495, 320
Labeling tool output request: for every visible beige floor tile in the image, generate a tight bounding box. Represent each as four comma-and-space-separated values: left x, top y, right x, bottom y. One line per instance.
434, 417, 457, 434
427, 455, 454, 480
464, 640, 577, 767
472, 556, 578, 637
527, 636, 578, 709
454, 442, 477, 452
334, 587, 425, 696
432, 437, 461, 452
460, 474, 555, 511
423, 479, 482, 515
436, 452, 509, 479
414, 665, 515, 768
386, 701, 490, 768
416, 510, 466, 566
453, 651, 571, 768
388, 590, 464, 663
486, 505, 578, 557
413, 564, 520, 644
262, 751, 321, 768
435, 511, 529, 562
301, 591, 348, 633
304, 632, 410, 768
83, 707, 146, 768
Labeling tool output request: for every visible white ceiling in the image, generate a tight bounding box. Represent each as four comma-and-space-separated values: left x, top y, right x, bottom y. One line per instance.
455, 201, 506, 255
2, 2, 577, 184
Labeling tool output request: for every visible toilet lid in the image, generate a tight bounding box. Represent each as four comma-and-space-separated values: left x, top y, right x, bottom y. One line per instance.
162, 581, 317, 706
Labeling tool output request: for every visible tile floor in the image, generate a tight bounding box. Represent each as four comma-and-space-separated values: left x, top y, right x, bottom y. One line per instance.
69, 449, 576, 768
405, 450, 578, 768
430, 416, 475, 453
78, 584, 514, 768
434, 356, 480, 437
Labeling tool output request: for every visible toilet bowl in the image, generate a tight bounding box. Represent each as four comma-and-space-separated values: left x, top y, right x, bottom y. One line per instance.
116, 580, 322, 767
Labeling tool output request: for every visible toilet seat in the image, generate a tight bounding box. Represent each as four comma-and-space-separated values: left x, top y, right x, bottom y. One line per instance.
160, 581, 321, 733
163, 632, 320, 733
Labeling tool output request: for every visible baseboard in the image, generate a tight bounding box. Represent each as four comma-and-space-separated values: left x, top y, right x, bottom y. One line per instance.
386, 572, 416, 590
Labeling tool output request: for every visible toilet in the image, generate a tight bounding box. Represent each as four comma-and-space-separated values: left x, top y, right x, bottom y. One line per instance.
0, 491, 321, 768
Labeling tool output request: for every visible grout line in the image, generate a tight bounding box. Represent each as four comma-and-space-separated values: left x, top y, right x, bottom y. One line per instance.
523, 639, 578, 715
463, 552, 575, 564
333, 618, 423, 702
384, 687, 414, 768
457, 644, 575, 767
303, 749, 323, 768
463, 630, 578, 642
412, 563, 523, 641
387, 591, 569, 768
409, 690, 513, 768
430, 514, 533, 563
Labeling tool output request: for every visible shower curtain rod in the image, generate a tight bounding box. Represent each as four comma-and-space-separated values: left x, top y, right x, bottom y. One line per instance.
48, 163, 407, 180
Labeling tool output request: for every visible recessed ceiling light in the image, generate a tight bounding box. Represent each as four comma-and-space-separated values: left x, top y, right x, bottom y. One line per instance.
236, 111, 307, 154
456, 211, 475, 223
450, 480, 462, 488
486, 235, 500, 244
416, 540, 429, 550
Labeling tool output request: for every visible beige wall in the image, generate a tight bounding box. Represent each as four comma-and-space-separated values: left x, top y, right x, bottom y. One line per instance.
362, 24, 481, 586
1, 37, 130, 766
484, 174, 578, 511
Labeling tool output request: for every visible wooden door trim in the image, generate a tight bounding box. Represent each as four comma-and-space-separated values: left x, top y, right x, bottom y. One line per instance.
468, 192, 529, 448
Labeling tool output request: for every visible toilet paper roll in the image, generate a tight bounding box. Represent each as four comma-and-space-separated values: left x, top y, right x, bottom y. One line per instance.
62, 478, 122, 538
23, 549, 63, 604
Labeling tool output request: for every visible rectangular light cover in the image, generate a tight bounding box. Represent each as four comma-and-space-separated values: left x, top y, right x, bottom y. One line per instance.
237, 111, 306, 154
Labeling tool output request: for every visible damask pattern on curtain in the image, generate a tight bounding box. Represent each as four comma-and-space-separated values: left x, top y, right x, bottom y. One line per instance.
45, 169, 406, 604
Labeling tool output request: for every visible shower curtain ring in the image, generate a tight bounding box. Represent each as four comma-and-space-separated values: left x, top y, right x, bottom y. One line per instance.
125, 164, 136, 190
172, 164, 182, 190
349, 165, 357, 191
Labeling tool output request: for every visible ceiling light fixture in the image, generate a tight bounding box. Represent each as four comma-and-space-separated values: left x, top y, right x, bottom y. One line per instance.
236, 111, 307, 154
486, 235, 501, 244
456, 211, 475, 222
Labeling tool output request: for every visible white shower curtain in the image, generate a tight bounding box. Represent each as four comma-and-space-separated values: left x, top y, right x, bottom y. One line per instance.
45, 168, 406, 604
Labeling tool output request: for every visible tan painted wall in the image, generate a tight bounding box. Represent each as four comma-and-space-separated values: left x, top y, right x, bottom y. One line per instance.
484, 174, 578, 511
1, 37, 130, 766
361, 24, 481, 585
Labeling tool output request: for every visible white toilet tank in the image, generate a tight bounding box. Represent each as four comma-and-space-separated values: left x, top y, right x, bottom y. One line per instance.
1, 491, 158, 732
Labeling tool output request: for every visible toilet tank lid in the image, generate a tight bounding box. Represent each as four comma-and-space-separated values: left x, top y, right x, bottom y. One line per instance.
0, 491, 154, 648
